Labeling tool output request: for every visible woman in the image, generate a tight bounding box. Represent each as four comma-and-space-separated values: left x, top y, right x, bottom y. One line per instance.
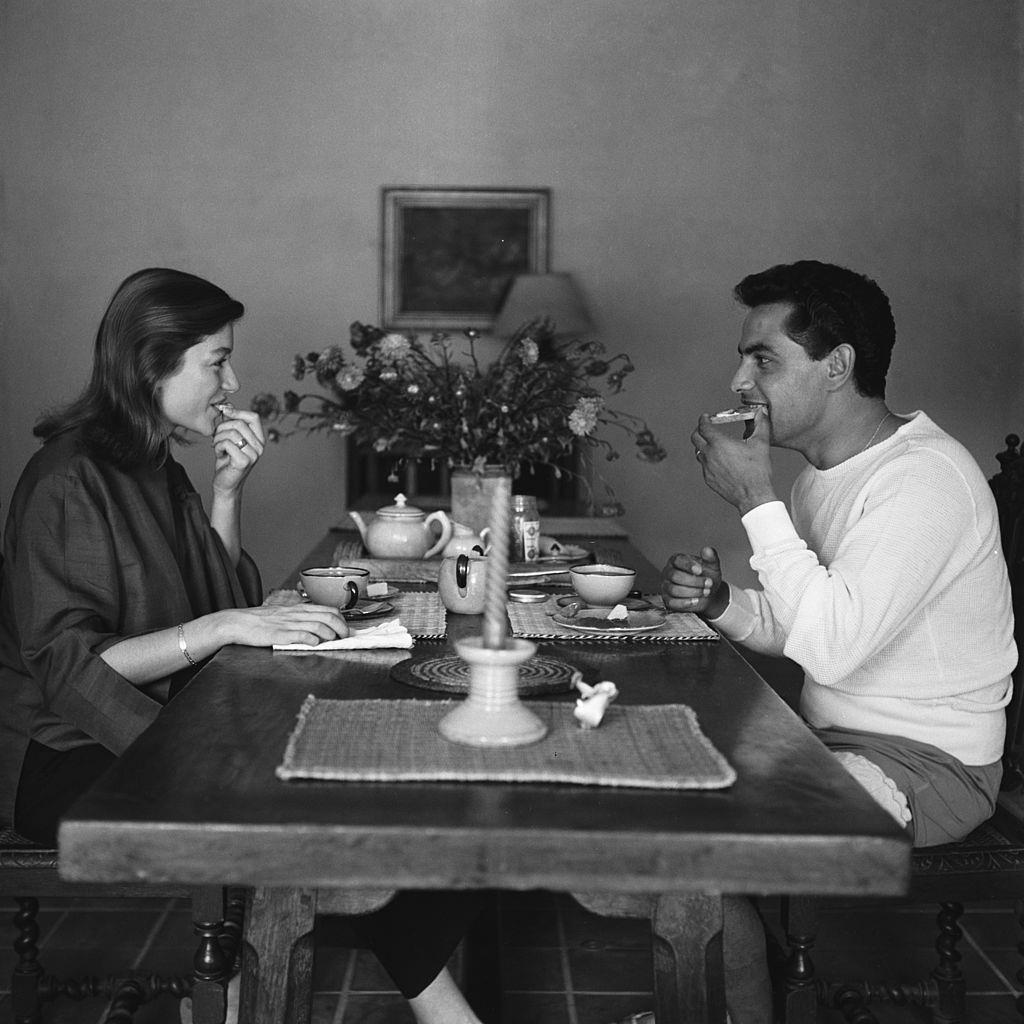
0, 268, 485, 1024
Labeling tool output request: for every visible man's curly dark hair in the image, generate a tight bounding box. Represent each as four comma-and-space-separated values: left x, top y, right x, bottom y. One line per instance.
733, 260, 895, 398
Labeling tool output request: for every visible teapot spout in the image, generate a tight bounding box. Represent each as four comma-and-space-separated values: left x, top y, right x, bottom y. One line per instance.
348, 510, 370, 547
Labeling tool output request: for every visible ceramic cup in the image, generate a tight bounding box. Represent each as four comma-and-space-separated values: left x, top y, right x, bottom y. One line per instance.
438, 554, 488, 614
569, 563, 637, 606
300, 566, 371, 610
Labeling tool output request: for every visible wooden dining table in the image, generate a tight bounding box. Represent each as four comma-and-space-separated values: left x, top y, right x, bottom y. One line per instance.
58, 529, 911, 1023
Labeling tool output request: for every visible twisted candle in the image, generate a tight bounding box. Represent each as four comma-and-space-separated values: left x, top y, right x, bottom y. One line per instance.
481, 474, 512, 649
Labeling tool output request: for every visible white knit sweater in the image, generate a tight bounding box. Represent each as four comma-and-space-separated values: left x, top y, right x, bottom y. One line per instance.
712, 411, 1015, 765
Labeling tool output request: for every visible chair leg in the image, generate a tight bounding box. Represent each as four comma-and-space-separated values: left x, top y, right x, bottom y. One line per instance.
781, 896, 819, 1024
931, 901, 965, 1024
190, 887, 234, 1024
1015, 898, 1024, 1023
833, 984, 880, 1024
11, 897, 44, 1024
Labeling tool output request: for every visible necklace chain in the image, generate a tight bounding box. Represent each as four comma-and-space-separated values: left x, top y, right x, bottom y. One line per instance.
859, 411, 893, 455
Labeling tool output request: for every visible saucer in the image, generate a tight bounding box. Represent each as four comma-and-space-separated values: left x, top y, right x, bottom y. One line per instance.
343, 600, 396, 621
555, 594, 653, 612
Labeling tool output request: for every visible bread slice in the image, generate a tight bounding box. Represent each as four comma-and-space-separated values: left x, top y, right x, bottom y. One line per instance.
709, 405, 760, 423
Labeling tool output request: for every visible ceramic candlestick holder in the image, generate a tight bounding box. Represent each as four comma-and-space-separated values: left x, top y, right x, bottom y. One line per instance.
438, 637, 547, 747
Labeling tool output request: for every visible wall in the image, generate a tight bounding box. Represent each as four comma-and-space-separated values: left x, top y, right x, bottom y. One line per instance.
1, 0, 1020, 591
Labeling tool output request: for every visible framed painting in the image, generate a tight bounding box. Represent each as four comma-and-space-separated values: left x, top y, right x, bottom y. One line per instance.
380, 186, 550, 331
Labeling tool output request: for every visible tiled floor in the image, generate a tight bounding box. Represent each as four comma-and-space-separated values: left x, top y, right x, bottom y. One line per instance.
0, 891, 1020, 1023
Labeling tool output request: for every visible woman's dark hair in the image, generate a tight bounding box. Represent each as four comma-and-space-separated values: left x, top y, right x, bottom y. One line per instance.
35, 268, 245, 465
733, 260, 895, 398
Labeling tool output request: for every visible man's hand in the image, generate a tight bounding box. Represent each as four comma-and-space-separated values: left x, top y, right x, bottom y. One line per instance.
662, 546, 729, 619
692, 407, 778, 515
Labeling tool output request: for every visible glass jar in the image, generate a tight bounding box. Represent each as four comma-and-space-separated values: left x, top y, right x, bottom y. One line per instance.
511, 494, 540, 562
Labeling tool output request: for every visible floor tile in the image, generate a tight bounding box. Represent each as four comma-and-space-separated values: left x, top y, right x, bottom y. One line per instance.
569, 946, 654, 993
500, 945, 565, 992
341, 991, 416, 1022
498, 991, 572, 1023
574, 992, 653, 1024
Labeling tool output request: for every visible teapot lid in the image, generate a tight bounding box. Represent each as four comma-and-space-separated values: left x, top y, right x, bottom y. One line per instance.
376, 493, 426, 519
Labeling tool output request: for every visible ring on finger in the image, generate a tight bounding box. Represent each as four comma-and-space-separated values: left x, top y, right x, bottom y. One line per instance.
235, 439, 247, 450
695, 449, 704, 460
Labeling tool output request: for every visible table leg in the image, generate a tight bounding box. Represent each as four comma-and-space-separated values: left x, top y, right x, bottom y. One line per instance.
239, 887, 316, 1024
571, 891, 726, 1023
652, 893, 726, 1024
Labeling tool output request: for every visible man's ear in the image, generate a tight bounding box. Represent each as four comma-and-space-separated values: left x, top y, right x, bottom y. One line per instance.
823, 343, 855, 391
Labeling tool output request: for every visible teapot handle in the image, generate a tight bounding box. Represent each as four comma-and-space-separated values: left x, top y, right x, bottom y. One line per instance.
456, 553, 470, 593
423, 511, 453, 559
478, 527, 492, 554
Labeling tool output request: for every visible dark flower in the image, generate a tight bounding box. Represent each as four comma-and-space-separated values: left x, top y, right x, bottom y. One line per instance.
250, 392, 280, 418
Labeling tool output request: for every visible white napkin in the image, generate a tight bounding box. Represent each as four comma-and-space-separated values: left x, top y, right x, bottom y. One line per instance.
273, 617, 413, 651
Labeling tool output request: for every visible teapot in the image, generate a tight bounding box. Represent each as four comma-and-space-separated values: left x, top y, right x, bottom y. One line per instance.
441, 521, 492, 560
349, 493, 453, 560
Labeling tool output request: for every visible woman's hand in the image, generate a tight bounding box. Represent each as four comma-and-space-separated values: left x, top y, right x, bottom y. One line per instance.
661, 547, 729, 619
212, 403, 265, 494
215, 604, 351, 648
101, 604, 352, 685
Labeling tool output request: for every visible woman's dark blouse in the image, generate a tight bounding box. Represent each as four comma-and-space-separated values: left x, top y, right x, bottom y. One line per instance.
0, 429, 262, 826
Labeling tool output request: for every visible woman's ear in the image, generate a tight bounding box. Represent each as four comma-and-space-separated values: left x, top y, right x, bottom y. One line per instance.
824, 343, 855, 391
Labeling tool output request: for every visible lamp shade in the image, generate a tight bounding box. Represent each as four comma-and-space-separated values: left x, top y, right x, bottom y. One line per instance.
492, 273, 594, 337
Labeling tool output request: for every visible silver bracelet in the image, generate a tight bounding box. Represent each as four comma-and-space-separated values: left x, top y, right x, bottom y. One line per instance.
177, 623, 197, 667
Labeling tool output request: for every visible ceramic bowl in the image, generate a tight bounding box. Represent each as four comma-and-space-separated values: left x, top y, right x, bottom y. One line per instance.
569, 563, 637, 606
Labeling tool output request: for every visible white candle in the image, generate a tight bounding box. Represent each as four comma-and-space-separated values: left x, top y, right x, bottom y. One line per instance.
481, 474, 511, 650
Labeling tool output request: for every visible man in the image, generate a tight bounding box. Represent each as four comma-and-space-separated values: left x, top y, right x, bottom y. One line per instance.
663, 260, 1015, 848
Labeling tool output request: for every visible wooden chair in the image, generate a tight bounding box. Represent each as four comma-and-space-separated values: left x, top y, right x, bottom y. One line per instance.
1, 825, 244, 1023
779, 433, 1024, 1024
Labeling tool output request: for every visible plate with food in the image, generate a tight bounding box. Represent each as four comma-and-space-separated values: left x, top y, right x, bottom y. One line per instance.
537, 545, 589, 563
551, 607, 667, 635
537, 537, 590, 562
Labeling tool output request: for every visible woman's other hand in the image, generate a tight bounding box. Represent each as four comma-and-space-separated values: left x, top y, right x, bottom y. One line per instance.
212, 403, 266, 493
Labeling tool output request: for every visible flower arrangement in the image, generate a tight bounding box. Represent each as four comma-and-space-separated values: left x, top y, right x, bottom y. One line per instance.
252, 319, 666, 502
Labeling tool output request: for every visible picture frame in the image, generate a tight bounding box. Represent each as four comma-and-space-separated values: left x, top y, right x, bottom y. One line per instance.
380, 186, 550, 331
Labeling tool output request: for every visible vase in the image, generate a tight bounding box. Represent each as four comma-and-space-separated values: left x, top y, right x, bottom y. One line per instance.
449, 465, 510, 536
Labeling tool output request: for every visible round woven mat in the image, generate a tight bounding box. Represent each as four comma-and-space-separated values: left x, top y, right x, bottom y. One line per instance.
391, 653, 577, 695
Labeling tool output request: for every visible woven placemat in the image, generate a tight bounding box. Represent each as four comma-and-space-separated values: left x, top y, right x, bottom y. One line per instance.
329, 550, 442, 583
508, 596, 719, 642
390, 591, 446, 638
276, 696, 735, 789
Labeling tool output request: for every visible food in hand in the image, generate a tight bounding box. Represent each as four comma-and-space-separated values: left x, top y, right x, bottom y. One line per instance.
709, 406, 760, 423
